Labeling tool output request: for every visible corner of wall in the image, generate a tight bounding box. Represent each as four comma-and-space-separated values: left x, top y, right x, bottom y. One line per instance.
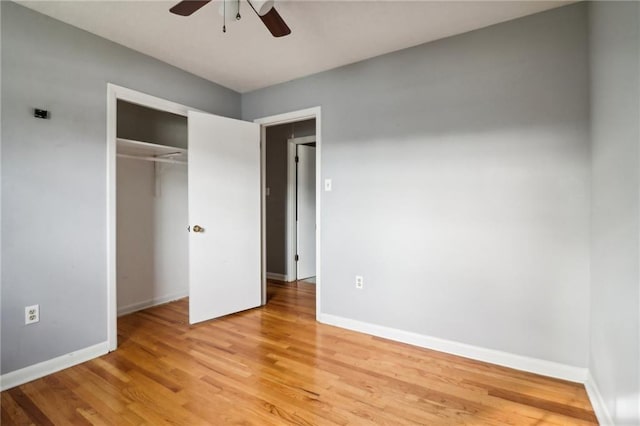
585, 372, 615, 426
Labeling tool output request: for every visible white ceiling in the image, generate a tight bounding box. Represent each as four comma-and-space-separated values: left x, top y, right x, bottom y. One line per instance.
18, 0, 573, 93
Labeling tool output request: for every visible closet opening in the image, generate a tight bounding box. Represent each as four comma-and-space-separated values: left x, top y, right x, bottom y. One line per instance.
108, 84, 264, 350
115, 100, 189, 320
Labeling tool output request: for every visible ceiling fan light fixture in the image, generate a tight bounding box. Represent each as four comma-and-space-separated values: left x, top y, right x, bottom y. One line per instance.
247, 0, 274, 16
170, 0, 290, 38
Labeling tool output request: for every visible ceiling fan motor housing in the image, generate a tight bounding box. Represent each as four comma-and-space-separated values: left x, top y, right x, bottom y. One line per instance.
220, 0, 273, 19
170, 0, 289, 37
248, 0, 275, 16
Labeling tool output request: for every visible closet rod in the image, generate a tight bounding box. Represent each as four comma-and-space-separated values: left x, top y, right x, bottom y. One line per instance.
117, 153, 187, 165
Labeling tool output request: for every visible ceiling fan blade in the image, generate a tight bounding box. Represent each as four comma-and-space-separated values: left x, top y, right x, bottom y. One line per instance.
258, 7, 291, 37
169, 0, 211, 16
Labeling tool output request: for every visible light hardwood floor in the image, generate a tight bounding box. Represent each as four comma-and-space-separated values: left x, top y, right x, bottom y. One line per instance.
2, 281, 597, 425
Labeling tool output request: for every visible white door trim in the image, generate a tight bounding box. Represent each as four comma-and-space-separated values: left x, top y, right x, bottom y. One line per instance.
287, 136, 316, 281
254, 107, 322, 320
106, 83, 198, 351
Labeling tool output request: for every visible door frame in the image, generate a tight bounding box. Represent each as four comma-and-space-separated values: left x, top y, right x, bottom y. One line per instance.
254, 107, 322, 319
106, 83, 199, 351
286, 136, 316, 281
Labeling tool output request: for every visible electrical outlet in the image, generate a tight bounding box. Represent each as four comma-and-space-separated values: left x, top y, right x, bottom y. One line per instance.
355, 276, 364, 289
25, 304, 39, 325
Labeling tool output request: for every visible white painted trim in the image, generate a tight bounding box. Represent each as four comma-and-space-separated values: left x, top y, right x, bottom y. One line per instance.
585, 372, 614, 426
107, 84, 200, 117
254, 107, 320, 126
266, 272, 287, 282
318, 313, 588, 383
638, 5, 640, 420
106, 83, 198, 352
260, 124, 268, 305
117, 291, 188, 317
313, 110, 321, 320
288, 135, 316, 145
106, 84, 117, 351
255, 107, 322, 319
0, 342, 109, 391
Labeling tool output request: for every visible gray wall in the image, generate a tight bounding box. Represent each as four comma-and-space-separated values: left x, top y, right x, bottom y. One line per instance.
117, 100, 188, 149
243, 3, 591, 367
266, 119, 315, 275
589, 2, 640, 424
0, 1, 240, 374
116, 102, 189, 314
117, 158, 188, 315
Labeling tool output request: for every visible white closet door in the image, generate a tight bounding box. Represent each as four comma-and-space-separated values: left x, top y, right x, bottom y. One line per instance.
188, 111, 261, 324
296, 145, 316, 280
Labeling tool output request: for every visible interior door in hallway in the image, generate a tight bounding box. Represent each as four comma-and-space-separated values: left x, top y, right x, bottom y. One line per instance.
296, 144, 316, 280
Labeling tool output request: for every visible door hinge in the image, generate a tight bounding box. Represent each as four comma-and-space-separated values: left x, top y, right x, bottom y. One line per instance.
295, 254, 299, 261
295, 156, 299, 163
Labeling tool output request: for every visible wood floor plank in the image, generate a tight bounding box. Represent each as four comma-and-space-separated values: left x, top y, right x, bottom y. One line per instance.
62, 365, 134, 415
1, 281, 597, 425
1, 391, 38, 425
486, 386, 598, 423
5, 387, 54, 426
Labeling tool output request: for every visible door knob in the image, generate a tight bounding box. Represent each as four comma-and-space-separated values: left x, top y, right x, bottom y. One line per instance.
192, 225, 204, 233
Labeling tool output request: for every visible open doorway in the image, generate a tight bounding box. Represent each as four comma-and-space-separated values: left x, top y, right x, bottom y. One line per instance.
256, 107, 322, 317
264, 119, 316, 283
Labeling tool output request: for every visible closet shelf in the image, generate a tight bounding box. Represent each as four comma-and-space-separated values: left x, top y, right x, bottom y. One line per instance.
116, 138, 187, 164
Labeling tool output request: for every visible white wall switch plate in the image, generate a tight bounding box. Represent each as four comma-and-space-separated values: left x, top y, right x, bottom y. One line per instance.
266, 187, 270, 196
324, 179, 332, 191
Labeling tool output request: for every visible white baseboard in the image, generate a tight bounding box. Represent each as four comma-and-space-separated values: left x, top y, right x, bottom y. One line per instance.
318, 313, 588, 383
117, 291, 188, 316
0, 341, 109, 391
266, 272, 287, 282
0, 310, 605, 422
585, 372, 614, 425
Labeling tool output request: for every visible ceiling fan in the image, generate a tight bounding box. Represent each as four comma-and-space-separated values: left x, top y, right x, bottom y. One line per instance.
170, 0, 291, 38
